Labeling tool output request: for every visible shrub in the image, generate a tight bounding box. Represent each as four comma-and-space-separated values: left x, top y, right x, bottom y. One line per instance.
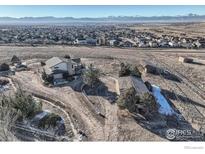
119, 63, 141, 78
41, 69, 53, 84
40, 61, 46, 66
140, 92, 158, 113
82, 64, 101, 88
117, 87, 158, 115
0, 96, 21, 141
0, 78, 9, 85
0, 63, 10, 71
130, 66, 142, 78
12, 89, 42, 118
117, 87, 140, 113
64, 54, 71, 59
119, 62, 131, 77
38, 113, 62, 129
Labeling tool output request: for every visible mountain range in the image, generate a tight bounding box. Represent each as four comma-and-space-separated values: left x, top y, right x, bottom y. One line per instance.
0, 14, 205, 24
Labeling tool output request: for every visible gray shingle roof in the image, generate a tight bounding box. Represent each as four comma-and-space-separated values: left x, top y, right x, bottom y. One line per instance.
45, 57, 66, 68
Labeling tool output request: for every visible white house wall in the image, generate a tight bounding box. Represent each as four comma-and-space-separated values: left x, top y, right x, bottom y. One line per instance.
67, 62, 75, 75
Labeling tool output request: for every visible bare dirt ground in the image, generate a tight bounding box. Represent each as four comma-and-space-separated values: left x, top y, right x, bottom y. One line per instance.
1, 45, 205, 141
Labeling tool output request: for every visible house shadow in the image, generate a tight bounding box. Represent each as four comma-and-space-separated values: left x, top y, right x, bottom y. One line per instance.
132, 89, 205, 141
160, 71, 182, 83
152, 70, 182, 83
82, 81, 118, 104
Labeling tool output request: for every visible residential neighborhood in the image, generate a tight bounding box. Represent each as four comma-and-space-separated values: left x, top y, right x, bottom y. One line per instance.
0, 24, 205, 49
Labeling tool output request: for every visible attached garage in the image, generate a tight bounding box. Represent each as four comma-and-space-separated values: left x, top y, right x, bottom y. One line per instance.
53, 73, 63, 80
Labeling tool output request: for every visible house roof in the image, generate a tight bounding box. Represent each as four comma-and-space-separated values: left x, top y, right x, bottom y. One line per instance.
118, 76, 149, 95
45, 57, 71, 68
45, 56, 81, 69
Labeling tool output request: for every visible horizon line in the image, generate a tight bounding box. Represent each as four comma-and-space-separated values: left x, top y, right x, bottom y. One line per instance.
0, 13, 203, 19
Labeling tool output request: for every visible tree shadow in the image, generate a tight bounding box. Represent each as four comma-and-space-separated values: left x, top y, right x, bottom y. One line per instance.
82, 81, 118, 104
150, 70, 182, 83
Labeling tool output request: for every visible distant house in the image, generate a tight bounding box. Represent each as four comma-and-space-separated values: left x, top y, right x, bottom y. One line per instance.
193, 40, 201, 48
44, 57, 81, 85
109, 39, 116, 46
75, 38, 87, 45
148, 41, 158, 48
123, 39, 136, 47
168, 41, 180, 48
199, 39, 205, 48
86, 38, 97, 46
159, 40, 169, 48
138, 41, 147, 48
75, 38, 97, 46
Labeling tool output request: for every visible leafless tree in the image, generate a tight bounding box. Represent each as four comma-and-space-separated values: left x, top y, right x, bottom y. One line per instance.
0, 95, 20, 141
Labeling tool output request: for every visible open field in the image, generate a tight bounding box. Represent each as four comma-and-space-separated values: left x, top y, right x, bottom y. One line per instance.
130, 22, 205, 38
1, 45, 205, 141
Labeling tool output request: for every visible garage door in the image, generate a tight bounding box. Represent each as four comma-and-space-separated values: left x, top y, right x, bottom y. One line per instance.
53, 73, 63, 79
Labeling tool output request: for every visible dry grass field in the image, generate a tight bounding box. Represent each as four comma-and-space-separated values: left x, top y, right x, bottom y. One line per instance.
130, 22, 205, 38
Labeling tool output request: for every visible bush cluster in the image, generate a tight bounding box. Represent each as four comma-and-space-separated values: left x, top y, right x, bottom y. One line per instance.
117, 87, 158, 115
119, 62, 141, 78
38, 113, 62, 129
82, 64, 101, 88
1, 89, 42, 119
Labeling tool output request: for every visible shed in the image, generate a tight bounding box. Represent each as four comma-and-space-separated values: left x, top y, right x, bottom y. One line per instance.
178, 57, 193, 63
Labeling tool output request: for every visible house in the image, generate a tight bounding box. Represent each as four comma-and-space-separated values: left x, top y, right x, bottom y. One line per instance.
118, 76, 149, 96
75, 38, 87, 45
169, 41, 177, 48
193, 40, 201, 48
86, 38, 97, 46
44, 57, 81, 85
109, 39, 116, 46
148, 41, 158, 48
97, 37, 106, 46
199, 39, 205, 48
138, 41, 147, 48
123, 39, 136, 47
75, 38, 97, 46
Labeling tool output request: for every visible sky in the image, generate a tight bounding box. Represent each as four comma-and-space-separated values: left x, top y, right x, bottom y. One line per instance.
0, 5, 205, 18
